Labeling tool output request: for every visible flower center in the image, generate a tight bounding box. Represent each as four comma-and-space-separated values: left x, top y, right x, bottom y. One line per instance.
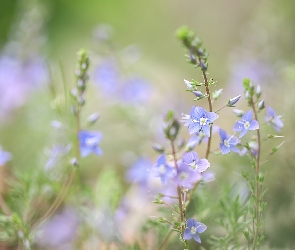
224, 139, 230, 148
159, 164, 167, 174
190, 226, 197, 235
244, 121, 250, 129
200, 117, 207, 126
189, 161, 198, 170
85, 137, 99, 147
180, 172, 188, 180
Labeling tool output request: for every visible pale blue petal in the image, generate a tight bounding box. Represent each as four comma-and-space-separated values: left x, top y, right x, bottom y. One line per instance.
220, 143, 230, 154
242, 110, 253, 122
193, 106, 207, 119
202, 125, 210, 137
233, 121, 243, 132
189, 122, 201, 134
182, 151, 199, 164
239, 129, 248, 138
218, 129, 227, 141
157, 154, 166, 165
183, 229, 192, 240
196, 223, 207, 233
193, 233, 201, 243
207, 112, 219, 123
80, 147, 92, 158
94, 147, 103, 156
249, 120, 259, 130
230, 146, 240, 153
196, 159, 210, 172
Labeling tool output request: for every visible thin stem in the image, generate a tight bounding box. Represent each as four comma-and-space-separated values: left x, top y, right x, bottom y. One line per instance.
251, 98, 261, 250
162, 201, 180, 215
0, 194, 11, 216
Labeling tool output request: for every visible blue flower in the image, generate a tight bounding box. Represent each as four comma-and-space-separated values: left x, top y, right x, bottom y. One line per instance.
126, 158, 151, 187
182, 151, 210, 173
174, 163, 201, 189
187, 125, 219, 146
183, 218, 207, 243
233, 110, 259, 138
218, 129, 240, 154
0, 147, 12, 166
185, 106, 218, 137
153, 155, 175, 185
265, 106, 283, 132
78, 131, 103, 157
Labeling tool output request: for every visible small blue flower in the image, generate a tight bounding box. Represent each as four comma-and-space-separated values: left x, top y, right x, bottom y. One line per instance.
45, 144, 72, 170
182, 151, 210, 173
265, 106, 283, 132
174, 163, 201, 189
183, 218, 207, 243
187, 125, 219, 146
153, 155, 175, 185
0, 147, 12, 166
185, 106, 218, 137
218, 129, 240, 154
78, 131, 103, 157
126, 158, 151, 187
233, 110, 259, 138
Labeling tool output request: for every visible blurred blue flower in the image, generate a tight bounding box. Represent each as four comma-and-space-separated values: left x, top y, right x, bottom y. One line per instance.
233, 110, 259, 138
126, 158, 151, 187
182, 151, 210, 173
45, 144, 72, 170
0, 147, 12, 166
265, 106, 283, 132
202, 171, 215, 182
78, 131, 103, 157
218, 129, 240, 154
185, 106, 218, 136
153, 155, 175, 185
183, 218, 207, 243
174, 163, 201, 189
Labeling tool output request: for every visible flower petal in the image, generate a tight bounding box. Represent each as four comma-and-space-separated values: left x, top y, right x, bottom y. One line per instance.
193, 233, 201, 243
196, 223, 207, 233
196, 159, 210, 172
239, 128, 248, 138
80, 147, 92, 158
183, 229, 192, 240
202, 125, 211, 137
182, 151, 199, 164
220, 143, 230, 154
193, 107, 207, 120
206, 112, 219, 123
233, 121, 243, 132
249, 120, 259, 130
218, 129, 227, 141
189, 122, 201, 134
242, 110, 253, 122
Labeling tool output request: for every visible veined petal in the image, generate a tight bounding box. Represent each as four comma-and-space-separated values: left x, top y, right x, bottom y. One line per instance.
206, 112, 219, 123
189, 122, 201, 134
183, 229, 192, 240
186, 218, 195, 228
239, 128, 248, 138
233, 121, 243, 132
242, 110, 253, 122
249, 120, 259, 130
193, 233, 201, 243
182, 151, 199, 164
220, 143, 230, 154
196, 223, 207, 233
202, 125, 211, 137
196, 159, 210, 172
218, 129, 227, 141
193, 106, 207, 120
229, 136, 239, 146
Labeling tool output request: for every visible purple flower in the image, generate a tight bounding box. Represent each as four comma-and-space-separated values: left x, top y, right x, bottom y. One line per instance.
182, 151, 210, 173
265, 106, 283, 132
174, 163, 201, 189
126, 158, 151, 187
202, 171, 215, 182
153, 155, 175, 185
78, 131, 103, 157
233, 110, 259, 138
219, 129, 240, 154
0, 148, 12, 166
185, 106, 218, 137
183, 218, 207, 243
45, 144, 72, 170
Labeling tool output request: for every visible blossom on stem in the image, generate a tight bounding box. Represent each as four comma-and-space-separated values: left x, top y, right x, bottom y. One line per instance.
233, 110, 259, 138
153, 155, 175, 185
265, 106, 283, 132
126, 158, 151, 187
218, 129, 239, 154
182, 151, 210, 173
173, 163, 201, 189
184, 106, 218, 137
78, 131, 103, 157
183, 218, 207, 243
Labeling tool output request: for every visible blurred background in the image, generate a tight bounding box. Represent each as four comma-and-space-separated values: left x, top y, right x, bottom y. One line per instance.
0, 0, 294, 249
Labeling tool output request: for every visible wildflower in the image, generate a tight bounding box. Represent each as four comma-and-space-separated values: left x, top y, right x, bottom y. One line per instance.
174, 163, 201, 188
184, 79, 193, 90
78, 131, 103, 157
227, 95, 241, 107
126, 158, 151, 187
187, 125, 219, 146
233, 110, 259, 138
182, 151, 210, 173
218, 129, 239, 154
265, 106, 283, 132
185, 106, 218, 136
183, 218, 207, 243
153, 155, 175, 185
0, 147, 12, 166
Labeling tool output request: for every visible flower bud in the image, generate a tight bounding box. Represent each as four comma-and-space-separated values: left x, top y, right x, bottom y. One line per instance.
227, 95, 241, 107
212, 89, 223, 100
199, 60, 208, 71
256, 84, 262, 98
233, 109, 244, 117
87, 113, 100, 124
193, 91, 203, 98
152, 143, 165, 154
258, 99, 265, 110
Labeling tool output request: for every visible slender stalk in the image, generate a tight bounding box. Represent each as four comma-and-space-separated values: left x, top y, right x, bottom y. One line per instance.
162, 201, 180, 215
0, 194, 11, 216
250, 98, 261, 250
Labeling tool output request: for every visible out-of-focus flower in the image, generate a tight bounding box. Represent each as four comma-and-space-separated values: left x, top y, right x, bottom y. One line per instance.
174, 163, 201, 189
184, 106, 218, 136
182, 151, 210, 173
183, 218, 207, 243
233, 110, 259, 138
126, 158, 151, 187
218, 129, 240, 154
201, 171, 215, 182
153, 155, 175, 185
0, 147, 12, 166
45, 144, 72, 170
78, 131, 103, 157
265, 106, 283, 132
